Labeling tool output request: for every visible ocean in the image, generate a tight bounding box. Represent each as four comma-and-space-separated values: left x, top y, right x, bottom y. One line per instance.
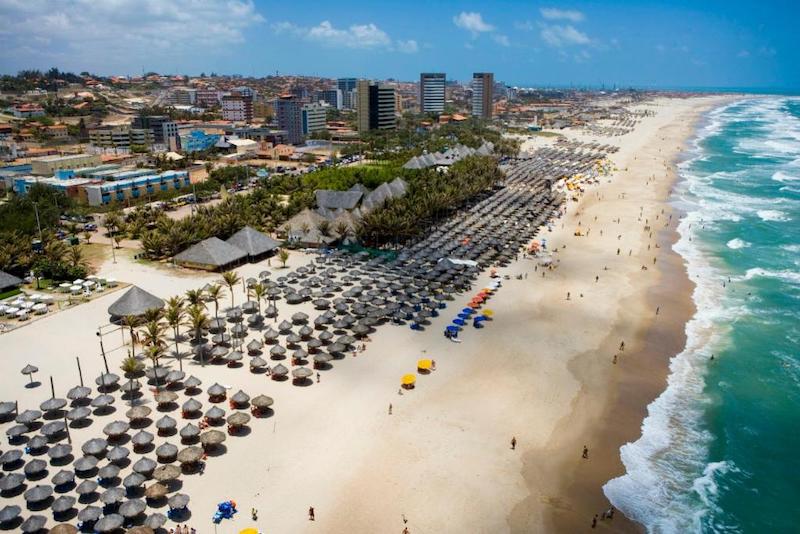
603, 97, 800, 532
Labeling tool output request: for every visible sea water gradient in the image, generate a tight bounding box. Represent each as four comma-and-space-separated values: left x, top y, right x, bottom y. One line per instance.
603, 97, 800, 533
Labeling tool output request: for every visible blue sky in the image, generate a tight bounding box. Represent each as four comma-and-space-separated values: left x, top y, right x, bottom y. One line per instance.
0, 0, 797, 89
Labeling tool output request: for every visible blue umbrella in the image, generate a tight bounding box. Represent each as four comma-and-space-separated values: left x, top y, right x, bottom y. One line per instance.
461, 308, 474, 315
446, 325, 459, 332
453, 318, 466, 326
457, 313, 470, 319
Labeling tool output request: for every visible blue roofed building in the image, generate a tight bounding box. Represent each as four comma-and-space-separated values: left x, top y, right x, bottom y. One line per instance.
180, 130, 221, 153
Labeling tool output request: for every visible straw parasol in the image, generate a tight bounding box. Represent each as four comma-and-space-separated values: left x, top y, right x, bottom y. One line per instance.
6, 424, 28, 438
81, 438, 107, 456
168, 493, 190, 509
94, 513, 123, 532
16, 409, 42, 425
73, 456, 98, 472
48, 524, 78, 534
271, 364, 288, 378
155, 443, 178, 462
51, 469, 74, 486
132, 457, 157, 475
227, 411, 250, 427
292, 367, 313, 379
250, 395, 273, 409
131, 430, 154, 448
103, 420, 129, 437
21, 364, 39, 385
0, 505, 21, 523
107, 446, 130, 463
24, 458, 48, 477
40, 397, 67, 412
47, 443, 72, 461
66, 406, 90, 422
0, 473, 25, 491
230, 390, 250, 406
41, 420, 66, 437
99, 487, 125, 505
119, 499, 146, 518
144, 483, 168, 500
184, 375, 202, 389
144, 513, 167, 529
20, 515, 47, 533
127, 526, 155, 534
249, 356, 267, 369
179, 423, 200, 441
207, 383, 226, 399
77, 505, 102, 522
122, 472, 146, 490
155, 415, 177, 432
0, 449, 23, 465
152, 464, 180, 482
24, 484, 53, 502
28, 435, 48, 450
51, 495, 75, 514
125, 405, 152, 421
205, 406, 225, 421
155, 390, 178, 405
177, 446, 203, 465
97, 464, 120, 480
90, 394, 114, 409
181, 398, 202, 414
199, 429, 226, 448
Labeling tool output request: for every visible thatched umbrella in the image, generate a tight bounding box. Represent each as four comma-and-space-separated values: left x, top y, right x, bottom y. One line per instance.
24, 458, 47, 477
227, 412, 250, 427
204, 406, 225, 421
23, 484, 53, 503
0, 401, 17, 418
177, 446, 203, 465
40, 397, 67, 412
48, 523, 78, 534
47, 443, 72, 461
249, 356, 267, 369
263, 327, 279, 340
95, 373, 120, 387
271, 364, 288, 378
122, 379, 143, 394
16, 409, 42, 425
155, 443, 178, 462
144, 483, 168, 500
0, 473, 25, 492
125, 405, 151, 421
230, 390, 250, 406
269, 345, 287, 359
99, 487, 125, 505
292, 367, 313, 380
97, 464, 120, 480
179, 423, 200, 441
155, 415, 176, 433
0, 505, 21, 523
75, 479, 98, 495
102, 420, 129, 438
181, 398, 202, 414
28, 435, 48, 451
77, 505, 102, 523
251, 395, 274, 410
0, 449, 23, 465
207, 383, 226, 400
107, 446, 130, 464
51, 469, 74, 486
143, 513, 167, 529
154, 390, 178, 405
73, 456, 98, 473
20, 515, 47, 533
66, 406, 91, 422
81, 438, 107, 457
6, 423, 28, 438
286, 333, 301, 345
132, 457, 156, 475
90, 394, 114, 409
199, 429, 226, 448
246, 339, 263, 353
225, 350, 243, 364
168, 492, 190, 510
119, 499, 146, 518
94, 513, 123, 533
51, 494, 75, 514
122, 472, 146, 490
313, 353, 332, 366
152, 464, 180, 482
21, 364, 39, 385
40, 420, 66, 438
184, 375, 202, 390
131, 430, 154, 449
165, 370, 185, 384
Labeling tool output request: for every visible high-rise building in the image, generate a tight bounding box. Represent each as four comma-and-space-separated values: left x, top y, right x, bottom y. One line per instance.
471, 72, 494, 119
132, 115, 179, 146
301, 103, 328, 135
221, 95, 253, 123
316, 89, 342, 110
357, 80, 397, 133
419, 73, 446, 114
195, 87, 221, 107
337, 78, 357, 109
274, 95, 303, 144
167, 88, 197, 106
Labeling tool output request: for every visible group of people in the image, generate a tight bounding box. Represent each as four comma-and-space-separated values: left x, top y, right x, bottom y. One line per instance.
168, 526, 195, 534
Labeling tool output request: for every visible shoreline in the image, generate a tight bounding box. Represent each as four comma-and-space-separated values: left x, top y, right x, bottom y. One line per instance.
508, 96, 733, 532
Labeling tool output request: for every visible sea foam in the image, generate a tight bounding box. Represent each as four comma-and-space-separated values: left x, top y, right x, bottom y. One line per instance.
726, 238, 750, 249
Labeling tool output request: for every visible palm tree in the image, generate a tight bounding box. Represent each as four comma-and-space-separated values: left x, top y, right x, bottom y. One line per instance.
185, 288, 205, 308
142, 307, 163, 323
145, 344, 166, 391
316, 220, 331, 241
67, 245, 87, 270
164, 296, 185, 370
206, 284, 225, 321
252, 283, 266, 315
278, 248, 289, 268
121, 315, 141, 355
186, 304, 209, 346
120, 355, 141, 378
221, 271, 241, 307
334, 221, 349, 241
83, 230, 92, 244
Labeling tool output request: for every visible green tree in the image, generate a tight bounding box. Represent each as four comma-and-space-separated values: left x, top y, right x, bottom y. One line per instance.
277, 248, 289, 268
221, 271, 241, 307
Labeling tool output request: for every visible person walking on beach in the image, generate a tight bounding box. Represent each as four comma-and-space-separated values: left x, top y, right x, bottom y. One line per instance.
308, 506, 315, 521
656, 306, 660, 316
592, 515, 598, 528
583, 445, 589, 459
511, 436, 517, 450
316, 372, 320, 383
388, 403, 393, 415
567, 292, 571, 300
619, 341, 625, 351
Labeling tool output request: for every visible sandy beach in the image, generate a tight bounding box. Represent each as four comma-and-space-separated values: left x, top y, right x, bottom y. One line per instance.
0, 95, 731, 533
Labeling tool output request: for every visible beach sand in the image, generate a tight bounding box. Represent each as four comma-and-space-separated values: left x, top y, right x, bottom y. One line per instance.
0, 95, 730, 533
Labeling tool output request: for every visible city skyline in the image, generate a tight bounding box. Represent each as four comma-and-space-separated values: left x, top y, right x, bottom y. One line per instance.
1, 0, 798, 90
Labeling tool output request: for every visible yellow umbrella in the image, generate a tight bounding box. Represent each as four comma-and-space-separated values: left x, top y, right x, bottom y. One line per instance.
482, 309, 494, 317
240, 529, 259, 534
401, 374, 416, 386
417, 359, 432, 371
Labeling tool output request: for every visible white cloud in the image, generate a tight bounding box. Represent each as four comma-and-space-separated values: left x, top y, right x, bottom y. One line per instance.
540, 24, 590, 47
453, 12, 494, 34
737, 49, 751, 58
540, 8, 585, 23
493, 34, 511, 47
514, 20, 534, 31
0, 0, 264, 72
396, 39, 419, 53
274, 20, 417, 53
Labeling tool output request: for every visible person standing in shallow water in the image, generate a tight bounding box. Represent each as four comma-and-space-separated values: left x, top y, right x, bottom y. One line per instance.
511, 436, 516, 450
583, 445, 589, 459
